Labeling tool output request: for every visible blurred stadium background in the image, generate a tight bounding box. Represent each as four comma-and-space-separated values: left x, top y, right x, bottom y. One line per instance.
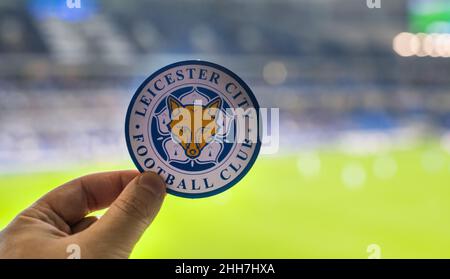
1, 0, 450, 258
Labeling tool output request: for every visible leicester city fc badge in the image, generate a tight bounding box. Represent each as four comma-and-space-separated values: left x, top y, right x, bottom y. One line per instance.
125, 60, 261, 198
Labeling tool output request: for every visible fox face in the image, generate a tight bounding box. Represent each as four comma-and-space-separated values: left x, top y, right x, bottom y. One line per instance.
167, 96, 222, 159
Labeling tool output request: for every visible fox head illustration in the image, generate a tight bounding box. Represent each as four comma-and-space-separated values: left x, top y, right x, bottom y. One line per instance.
167, 96, 222, 159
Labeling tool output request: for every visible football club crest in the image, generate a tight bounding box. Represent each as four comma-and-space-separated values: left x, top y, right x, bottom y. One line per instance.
125, 61, 260, 198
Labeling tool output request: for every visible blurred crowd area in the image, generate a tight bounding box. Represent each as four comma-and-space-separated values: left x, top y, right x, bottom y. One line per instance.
0, 0, 449, 172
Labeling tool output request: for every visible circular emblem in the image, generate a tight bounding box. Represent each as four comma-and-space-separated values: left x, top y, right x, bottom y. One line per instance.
125, 60, 260, 198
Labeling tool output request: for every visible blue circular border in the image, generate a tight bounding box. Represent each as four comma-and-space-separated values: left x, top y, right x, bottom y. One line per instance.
125, 60, 261, 199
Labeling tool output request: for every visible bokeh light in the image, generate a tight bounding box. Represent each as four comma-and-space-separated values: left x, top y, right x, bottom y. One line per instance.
341, 163, 367, 189
262, 61, 287, 85
393, 32, 450, 58
297, 152, 321, 178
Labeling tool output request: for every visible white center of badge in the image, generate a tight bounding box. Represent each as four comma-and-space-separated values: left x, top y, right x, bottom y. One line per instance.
125, 60, 260, 198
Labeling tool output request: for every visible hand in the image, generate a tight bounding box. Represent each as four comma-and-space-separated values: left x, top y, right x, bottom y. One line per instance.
0, 170, 166, 259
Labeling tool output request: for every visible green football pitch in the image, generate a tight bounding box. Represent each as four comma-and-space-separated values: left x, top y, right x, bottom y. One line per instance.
1, 143, 449, 258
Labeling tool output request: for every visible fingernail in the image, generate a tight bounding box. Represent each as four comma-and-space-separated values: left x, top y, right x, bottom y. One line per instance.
138, 172, 166, 198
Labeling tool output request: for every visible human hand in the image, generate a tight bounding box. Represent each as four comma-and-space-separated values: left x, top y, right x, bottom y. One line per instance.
0, 170, 166, 259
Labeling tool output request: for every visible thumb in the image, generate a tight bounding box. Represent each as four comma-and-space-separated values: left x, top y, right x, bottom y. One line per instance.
85, 172, 166, 254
